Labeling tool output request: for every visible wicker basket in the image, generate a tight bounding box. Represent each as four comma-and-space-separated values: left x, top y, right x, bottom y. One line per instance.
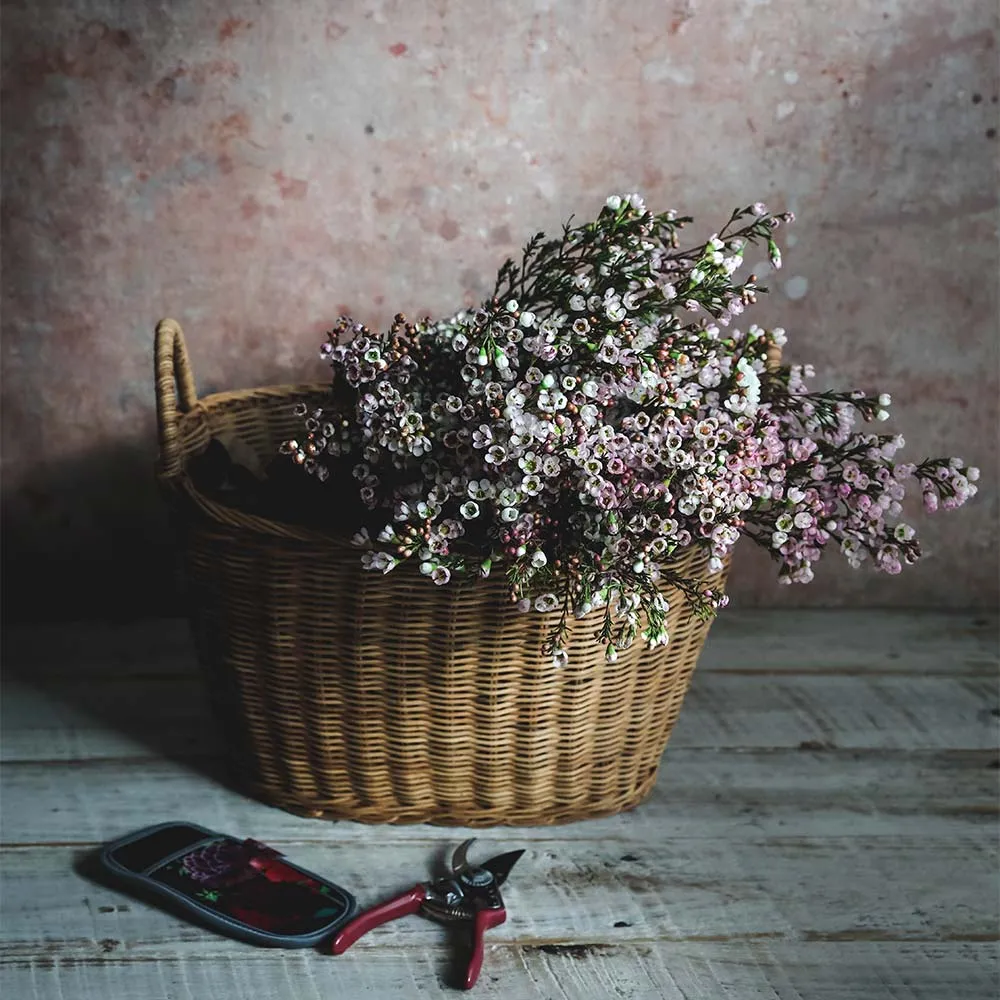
156, 318, 733, 826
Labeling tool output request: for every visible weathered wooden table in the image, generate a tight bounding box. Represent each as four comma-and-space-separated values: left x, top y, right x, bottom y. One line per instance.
2, 611, 997, 999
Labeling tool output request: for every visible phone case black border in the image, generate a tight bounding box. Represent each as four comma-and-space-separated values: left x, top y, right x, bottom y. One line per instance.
100, 822, 357, 948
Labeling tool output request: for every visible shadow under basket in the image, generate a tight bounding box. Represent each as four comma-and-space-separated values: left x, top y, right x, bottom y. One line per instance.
155, 318, 730, 826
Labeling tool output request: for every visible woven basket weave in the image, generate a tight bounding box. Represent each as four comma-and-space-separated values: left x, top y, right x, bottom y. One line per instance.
155, 318, 739, 826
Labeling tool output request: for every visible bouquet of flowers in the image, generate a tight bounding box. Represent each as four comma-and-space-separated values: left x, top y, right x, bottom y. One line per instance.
281, 195, 978, 664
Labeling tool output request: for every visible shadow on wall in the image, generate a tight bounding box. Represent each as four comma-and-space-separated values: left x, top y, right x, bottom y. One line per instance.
1, 439, 184, 622
0, 359, 312, 624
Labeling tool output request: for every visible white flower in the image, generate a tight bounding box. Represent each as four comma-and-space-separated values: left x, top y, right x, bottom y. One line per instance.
878, 393, 892, 407
505, 299, 519, 312
628, 192, 645, 212
521, 473, 542, 495
606, 195, 622, 211
735, 357, 761, 414
876, 409, 890, 421
535, 593, 560, 612
698, 364, 721, 388
498, 487, 520, 507
520, 310, 536, 328
431, 566, 451, 585
530, 550, 547, 568
460, 501, 480, 519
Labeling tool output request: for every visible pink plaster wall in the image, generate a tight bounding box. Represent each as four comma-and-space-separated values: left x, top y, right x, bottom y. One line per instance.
2, 0, 997, 619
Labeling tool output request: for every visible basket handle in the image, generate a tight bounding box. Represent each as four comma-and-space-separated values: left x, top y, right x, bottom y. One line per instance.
155, 318, 198, 480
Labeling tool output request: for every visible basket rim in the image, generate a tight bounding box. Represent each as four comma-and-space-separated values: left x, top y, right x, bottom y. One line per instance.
163, 381, 362, 545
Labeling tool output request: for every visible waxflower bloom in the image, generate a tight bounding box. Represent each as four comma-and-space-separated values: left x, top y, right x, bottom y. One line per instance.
283, 196, 978, 661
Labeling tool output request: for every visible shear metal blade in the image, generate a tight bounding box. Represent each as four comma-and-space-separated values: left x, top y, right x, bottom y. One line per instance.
450, 838, 476, 874
481, 849, 525, 887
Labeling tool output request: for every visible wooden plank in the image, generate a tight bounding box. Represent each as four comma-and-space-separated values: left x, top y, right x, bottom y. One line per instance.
0, 677, 221, 763
698, 610, 998, 674
2, 668, 995, 763
676, 673, 999, 751
3, 611, 995, 680
1, 837, 995, 956
2, 614, 996, 1000
2, 943, 996, 1000
1, 748, 994, 846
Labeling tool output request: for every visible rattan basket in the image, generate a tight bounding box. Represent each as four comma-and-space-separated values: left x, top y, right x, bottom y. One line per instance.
156, 317, 736, 826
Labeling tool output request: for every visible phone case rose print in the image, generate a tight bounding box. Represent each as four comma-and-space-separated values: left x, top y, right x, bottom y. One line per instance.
150, 837, 349, 937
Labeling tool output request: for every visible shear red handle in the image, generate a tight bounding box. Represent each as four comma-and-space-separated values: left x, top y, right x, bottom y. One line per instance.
331, 885, 426, 954
464, 907, 506, 990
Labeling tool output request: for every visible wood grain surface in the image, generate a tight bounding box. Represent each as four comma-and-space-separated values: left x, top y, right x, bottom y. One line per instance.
1, 611, 997, 999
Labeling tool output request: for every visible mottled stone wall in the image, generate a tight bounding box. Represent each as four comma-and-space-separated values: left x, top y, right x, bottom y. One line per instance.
2, 0, 997, 619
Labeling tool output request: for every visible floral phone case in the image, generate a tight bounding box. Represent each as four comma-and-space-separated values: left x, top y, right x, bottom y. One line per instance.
100, 822, 356, 947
